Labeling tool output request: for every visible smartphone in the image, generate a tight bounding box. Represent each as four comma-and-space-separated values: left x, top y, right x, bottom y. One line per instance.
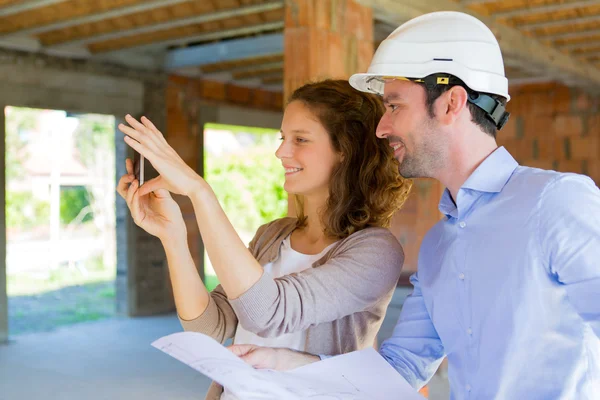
133, 151, 144, 186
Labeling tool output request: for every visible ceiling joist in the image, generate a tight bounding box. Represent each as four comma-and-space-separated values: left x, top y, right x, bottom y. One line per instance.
0, 0, 66, 17
49, 1, 284, 49
493, 0, 600, 20
357, 0, 600, 93
1, 0, 195, 38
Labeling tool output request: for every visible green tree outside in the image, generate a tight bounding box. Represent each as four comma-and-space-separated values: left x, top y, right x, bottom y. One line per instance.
204, 124, 287, 291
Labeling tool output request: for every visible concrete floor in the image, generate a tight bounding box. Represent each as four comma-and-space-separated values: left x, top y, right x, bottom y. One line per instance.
0, 288, 449, 400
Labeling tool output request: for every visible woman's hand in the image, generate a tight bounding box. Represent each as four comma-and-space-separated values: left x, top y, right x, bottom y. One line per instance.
118, 115, 207, 198
228, 344, 320, 370
116, 158, 186, 242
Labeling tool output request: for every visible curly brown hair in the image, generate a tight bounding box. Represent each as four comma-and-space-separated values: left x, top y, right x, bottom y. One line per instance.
288, 79, 412, 239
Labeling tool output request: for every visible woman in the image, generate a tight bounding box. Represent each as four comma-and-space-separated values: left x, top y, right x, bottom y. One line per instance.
117, 79, 412, 399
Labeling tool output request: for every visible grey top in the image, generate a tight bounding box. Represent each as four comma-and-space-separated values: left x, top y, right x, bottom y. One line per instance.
179, 217, 405, 399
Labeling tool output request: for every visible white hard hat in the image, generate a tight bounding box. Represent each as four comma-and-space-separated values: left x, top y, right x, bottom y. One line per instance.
350, 11, 510, 101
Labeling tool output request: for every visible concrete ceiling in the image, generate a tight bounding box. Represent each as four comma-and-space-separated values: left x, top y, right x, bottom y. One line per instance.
0, 0, 598, 93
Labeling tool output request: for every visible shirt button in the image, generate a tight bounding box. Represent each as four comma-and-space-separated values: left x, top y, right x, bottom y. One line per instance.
459, 273, 465, 280
459, 221, 466, 228
467, 328, 473, 335
466, 384, 472, 391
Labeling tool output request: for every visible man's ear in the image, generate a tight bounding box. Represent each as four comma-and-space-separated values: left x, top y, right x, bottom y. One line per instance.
438, 86, 469, 126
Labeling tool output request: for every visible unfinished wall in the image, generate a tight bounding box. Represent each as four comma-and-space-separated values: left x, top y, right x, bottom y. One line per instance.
499, 82, 600, 185
0, 47, 169, 342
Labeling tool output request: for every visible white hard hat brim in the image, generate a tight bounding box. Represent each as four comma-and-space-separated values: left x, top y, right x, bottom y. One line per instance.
350, 61, 510, 101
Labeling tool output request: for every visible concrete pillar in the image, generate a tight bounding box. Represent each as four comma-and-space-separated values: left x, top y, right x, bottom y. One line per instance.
283, 0, 374, 99
115, 78, 176, 316
115, 116, 135, 316
284, 0, 374, 215
0, 106, 7, 343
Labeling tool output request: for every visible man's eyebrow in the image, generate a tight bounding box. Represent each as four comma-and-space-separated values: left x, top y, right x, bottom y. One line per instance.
382, 93, 403, 104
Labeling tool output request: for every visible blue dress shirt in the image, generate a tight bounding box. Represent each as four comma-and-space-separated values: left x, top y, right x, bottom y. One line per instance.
380, 147, 600, 399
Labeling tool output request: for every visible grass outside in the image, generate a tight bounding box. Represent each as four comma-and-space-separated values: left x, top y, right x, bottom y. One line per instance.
7, 256, 115, 297
8, 255, 117, 335
8, 281, 116, 335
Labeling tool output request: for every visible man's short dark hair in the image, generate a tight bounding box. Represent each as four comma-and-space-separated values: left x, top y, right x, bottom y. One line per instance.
422, 76, 506, 139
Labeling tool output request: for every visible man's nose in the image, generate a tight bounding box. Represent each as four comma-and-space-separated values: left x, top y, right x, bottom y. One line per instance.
376, 112, 392, 139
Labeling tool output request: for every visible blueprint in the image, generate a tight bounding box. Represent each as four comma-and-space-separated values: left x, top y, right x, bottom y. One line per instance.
152, 332, 425, 400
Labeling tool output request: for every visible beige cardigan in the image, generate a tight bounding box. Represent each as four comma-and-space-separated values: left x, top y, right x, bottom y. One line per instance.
179, 217, 405, 399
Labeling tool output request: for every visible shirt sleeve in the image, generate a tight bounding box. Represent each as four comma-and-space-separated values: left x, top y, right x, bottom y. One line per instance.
228, 229, 404, 337
379, 272, 445, 390
177, 223, 272, 342
539, 174, 600, 339
178, 284, 238, 344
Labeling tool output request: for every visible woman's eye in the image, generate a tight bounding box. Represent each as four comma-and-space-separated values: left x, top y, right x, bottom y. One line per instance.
295, 137, 307, 143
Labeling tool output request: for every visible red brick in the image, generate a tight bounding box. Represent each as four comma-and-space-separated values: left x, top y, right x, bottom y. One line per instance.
588, 160, 600, 185
500, 138, 519, 157
524, 115, 555, 138
357, 39, 374, 74
274, 92, 284, 109
536, 138, 555, 160
342, 0, 372, 41
226, 84, 252, 105
201, 80, 226, 101
285, 0, 312, 28
252, 89, 272, 110
314, 0, 331, 30
554, 115, 583, 137
522, 159, 553, 170
505, 138, 534, 161
570, 137, 599, 160
557, 160, 584, 174
506, 95, 524, 115
573, 91, 592, 112
553, 139, 567, 160
500, 115, 518, 139
551, 85, 571, 115
589, 115, 600, 137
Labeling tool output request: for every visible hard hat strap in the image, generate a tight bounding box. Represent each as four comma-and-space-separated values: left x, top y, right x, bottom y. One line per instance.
466, 92, 510, 130
420, 74, 511, 131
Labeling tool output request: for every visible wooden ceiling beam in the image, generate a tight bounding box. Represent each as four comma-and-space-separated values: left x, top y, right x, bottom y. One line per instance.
48, 1, 284, 48
101, 21, 284, 54
558, 40, 600, 51
459, 0, 499, 5
165, 33, 283, 70
493, 0, 600, 20
0, 0, 66, 17
233, 65, 282, 80
0, 0, 194, 38
518, 13, 600, 31
539, 27, 600, 41
201, 56, 283, 74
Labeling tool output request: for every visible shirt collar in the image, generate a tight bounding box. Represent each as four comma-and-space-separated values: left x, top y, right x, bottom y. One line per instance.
438, 147, 519, 217
461, 147, 518, 193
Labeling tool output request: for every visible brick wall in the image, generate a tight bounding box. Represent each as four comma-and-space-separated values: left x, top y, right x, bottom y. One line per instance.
499, 82, 600, 185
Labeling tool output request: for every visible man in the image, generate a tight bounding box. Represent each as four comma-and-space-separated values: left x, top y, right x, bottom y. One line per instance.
230, 11, 600, 399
